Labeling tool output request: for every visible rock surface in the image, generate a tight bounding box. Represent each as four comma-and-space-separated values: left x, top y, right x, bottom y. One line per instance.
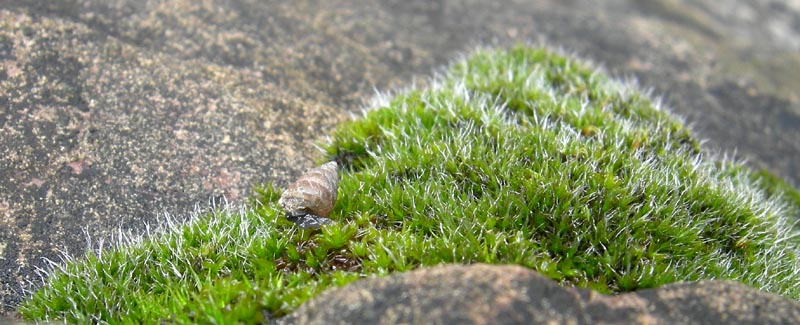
1, 0, 800, 316
280, 264, 800, 324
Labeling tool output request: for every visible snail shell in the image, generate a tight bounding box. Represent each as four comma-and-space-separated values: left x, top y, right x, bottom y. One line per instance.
279, 161, 339, 227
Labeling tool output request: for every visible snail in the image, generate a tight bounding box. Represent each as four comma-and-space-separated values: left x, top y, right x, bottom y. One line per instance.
279, 161, 339, 229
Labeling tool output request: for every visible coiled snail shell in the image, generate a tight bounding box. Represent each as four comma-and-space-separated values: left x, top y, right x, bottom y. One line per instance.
279, 161, 339, 228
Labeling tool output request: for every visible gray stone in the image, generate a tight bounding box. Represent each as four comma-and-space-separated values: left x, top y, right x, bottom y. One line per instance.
2, 0, 800, 315
280, 264, 800, 325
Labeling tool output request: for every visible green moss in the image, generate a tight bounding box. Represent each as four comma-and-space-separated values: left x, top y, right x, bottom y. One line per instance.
750, 169, 800, 222
18, 45, 800, 323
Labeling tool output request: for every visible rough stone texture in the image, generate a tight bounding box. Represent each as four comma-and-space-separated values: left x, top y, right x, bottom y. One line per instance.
280, 264, 800, 325
1, 0, 800, 316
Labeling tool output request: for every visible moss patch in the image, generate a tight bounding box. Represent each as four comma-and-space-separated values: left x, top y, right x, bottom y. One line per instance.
18, 45, 800, 323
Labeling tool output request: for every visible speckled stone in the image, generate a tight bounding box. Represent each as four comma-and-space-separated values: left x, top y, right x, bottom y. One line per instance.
280, 264, 800, 325
2, 0, 800, 315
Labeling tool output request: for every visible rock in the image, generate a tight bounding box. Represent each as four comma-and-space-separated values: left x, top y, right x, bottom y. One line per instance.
2, 0, 800, 315
280, 264, 800, 324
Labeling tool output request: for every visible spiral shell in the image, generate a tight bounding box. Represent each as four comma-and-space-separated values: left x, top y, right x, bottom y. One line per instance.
279, 161, 339, 228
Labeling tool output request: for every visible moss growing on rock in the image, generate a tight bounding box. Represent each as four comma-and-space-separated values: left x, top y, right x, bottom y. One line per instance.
18, 45, 800, 323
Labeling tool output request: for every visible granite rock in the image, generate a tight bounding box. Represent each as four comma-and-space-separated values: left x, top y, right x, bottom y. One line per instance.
280, 264, 800, 325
